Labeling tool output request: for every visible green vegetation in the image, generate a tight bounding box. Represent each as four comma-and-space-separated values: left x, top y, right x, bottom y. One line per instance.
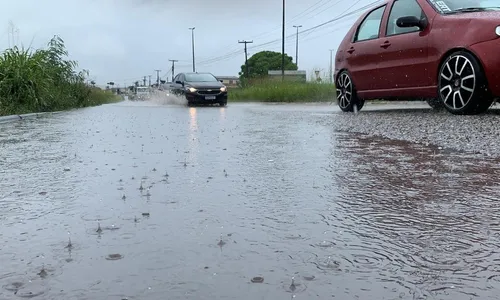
0, 35, 120, 116
239, 50, 297, 80
232, 50, 335, 102
229, 80, 336, 102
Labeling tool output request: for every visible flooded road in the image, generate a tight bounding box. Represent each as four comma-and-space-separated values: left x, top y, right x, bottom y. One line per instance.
1, 100, 500, 299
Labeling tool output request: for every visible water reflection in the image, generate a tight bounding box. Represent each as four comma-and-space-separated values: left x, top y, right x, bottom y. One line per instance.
219, 106, 226, 123
330, 132, 500, 299
187, 107, 199, 165
1, 102, 500, 299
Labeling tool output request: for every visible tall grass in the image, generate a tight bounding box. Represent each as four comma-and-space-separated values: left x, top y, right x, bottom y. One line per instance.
228, 78, 336, 102
0, 35, 120, 116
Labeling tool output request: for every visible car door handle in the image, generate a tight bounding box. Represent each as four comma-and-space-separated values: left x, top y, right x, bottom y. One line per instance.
347, 47, 355, 54
380, 41, 391, 48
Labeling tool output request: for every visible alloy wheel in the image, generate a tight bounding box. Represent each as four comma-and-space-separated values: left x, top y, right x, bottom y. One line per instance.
439, 55, 476, 110
336, 72, 352, 110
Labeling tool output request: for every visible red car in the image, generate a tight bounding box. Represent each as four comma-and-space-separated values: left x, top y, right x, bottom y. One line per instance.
334, 0, 500, 115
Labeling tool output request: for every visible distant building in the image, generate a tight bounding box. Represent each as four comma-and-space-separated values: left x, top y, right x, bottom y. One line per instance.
216, 76, 240, 87
267, 70, 307, 82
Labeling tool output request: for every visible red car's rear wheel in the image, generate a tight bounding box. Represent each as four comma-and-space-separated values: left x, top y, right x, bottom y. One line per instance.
438, 51, 493, 115
336, 70, 364, 112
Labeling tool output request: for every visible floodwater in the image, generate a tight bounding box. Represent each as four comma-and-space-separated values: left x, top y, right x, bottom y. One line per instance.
1, 101, 500, 299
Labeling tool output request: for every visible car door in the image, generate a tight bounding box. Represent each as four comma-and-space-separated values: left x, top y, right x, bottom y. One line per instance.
346, 4, 387, 92
172, 74, 184, 95
376, 0, 431, 90
177, 74, 186, 95
171, 74, 179, 94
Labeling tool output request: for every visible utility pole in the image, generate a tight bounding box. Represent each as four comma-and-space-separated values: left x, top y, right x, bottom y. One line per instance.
238, 40, 253, 78
293, 25, 302, 67
189, 27, 196, 72
143, 76, 147, 86
329, 49, 334, 83
169, 60, 178, 81
281, 0, 286, 81
154, 69, 161, 87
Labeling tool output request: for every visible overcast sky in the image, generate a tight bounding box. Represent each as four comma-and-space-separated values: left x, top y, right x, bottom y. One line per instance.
1, 0, 380, 86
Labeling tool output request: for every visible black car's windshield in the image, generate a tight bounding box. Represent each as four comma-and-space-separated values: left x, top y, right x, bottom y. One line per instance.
428, 0, 500, 13
185, 73, 218, 82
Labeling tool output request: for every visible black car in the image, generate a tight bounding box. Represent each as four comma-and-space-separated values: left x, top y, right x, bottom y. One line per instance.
171, 72, 228, 106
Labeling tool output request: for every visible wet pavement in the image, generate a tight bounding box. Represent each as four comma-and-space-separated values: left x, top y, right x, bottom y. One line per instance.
1, 100, 500, 299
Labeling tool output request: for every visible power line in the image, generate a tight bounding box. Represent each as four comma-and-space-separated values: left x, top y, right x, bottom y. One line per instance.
161, 68, 171, 80
193, 0, 340, 59
287, 0, 331, 22
110, 0, 379, 77
238, 40, 253, 77
185, 0, 359, 64
295, 0, 345, 22
176, 1, 381, 68
109, 1, 381, 81
297, 0, 370, 35
295, 21, 353, 44
169, 60, 178, 81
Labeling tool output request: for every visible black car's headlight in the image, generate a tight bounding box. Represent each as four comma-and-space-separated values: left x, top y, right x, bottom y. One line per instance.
220, 86, 227, 92
186, 87, 197, 92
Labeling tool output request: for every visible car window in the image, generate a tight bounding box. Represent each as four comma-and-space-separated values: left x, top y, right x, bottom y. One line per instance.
387, 0, 426, 36
184, 73, 218, 82
354, 5, 386, 42
427, 0, 499, 13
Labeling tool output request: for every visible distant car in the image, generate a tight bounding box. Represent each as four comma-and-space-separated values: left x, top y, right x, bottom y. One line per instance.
171, 72, 228, 107
335, 0, 500, 115
135, 86, 151, 101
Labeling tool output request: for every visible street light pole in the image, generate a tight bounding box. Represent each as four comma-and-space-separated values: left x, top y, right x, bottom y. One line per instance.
189, 27, 196, 72
281, 0, 285, 81
293, 25, 302, 67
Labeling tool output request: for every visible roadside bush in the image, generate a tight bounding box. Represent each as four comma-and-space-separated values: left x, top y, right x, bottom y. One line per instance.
0, 35, 120, 116
228, 78, 336, 102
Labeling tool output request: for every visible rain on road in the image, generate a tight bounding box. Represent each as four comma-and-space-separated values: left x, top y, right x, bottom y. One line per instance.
1, 100, 500, 299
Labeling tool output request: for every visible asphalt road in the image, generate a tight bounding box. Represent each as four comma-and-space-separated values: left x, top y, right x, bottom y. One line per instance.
1, 100, 500, 299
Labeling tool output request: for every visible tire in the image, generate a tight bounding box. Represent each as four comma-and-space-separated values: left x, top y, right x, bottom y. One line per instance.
336, 70, 365, 112
438, 51, 494, 115
425, 98, 445, 110
185, 94, 193, 107
219, 101, 227, 107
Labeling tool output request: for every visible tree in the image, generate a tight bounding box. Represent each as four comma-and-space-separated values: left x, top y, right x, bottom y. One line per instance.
239, 50, 297, 80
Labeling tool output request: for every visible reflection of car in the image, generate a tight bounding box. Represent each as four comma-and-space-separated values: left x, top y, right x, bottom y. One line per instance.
171, 72, 228, 107
135, 86, 151, 101
335, 0, 500, 115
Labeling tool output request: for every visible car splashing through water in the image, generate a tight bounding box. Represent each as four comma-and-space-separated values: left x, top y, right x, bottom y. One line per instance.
148, 89, 188, 106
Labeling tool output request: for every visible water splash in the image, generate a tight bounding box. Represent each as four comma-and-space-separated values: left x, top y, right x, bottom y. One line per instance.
148, 90, 187, 106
